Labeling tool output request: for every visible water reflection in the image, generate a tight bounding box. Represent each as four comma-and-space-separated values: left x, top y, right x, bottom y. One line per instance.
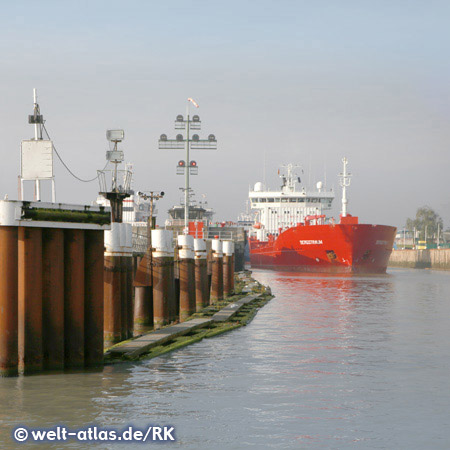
0, 268, 449, 449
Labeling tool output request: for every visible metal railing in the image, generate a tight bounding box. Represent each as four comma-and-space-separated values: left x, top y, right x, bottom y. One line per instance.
205, 230, 234, 240
132, 232, 148, 254
170, 229, 234, 241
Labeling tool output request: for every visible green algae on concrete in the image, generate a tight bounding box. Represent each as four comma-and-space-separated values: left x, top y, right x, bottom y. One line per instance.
104, 272, 273, 363
22, 206, 110, 225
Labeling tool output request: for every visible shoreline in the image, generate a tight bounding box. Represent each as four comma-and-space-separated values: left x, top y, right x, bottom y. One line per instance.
104, 271, 274, 364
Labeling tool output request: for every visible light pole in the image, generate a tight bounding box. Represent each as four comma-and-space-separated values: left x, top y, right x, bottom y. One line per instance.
137, 190, 165, 248
159, 98, 217, 234
137, 190, 165, 294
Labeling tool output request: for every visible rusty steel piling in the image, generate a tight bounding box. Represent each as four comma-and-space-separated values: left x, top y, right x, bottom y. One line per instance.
231, 253, 235, 292
42, 229, 65, 370
104, 255, 122, 347
0, 200, 110, 376
18, 227, 43, 374
104, 223, 133, 347
173, 255, 180, 322
210, 238, 224, 303
134, 286, 153, 333
84, 230, 105, 367
152, 230, 175, 329
223, 241, 234, 297
178, 235, 196, 321
0, 227, 18, 377
194, 238, 209, 310
120, 256, 128, 340
126, 256, 134, 338
168, 250, 178, 322
64, 229, 85, 369
133, 253, 153, 334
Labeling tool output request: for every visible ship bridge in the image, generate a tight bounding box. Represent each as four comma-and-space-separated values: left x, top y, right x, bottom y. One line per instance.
249, 164, 334, 239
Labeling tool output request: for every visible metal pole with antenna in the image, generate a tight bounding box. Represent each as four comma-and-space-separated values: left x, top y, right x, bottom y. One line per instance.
21, 89, 56, 202
33, 89, 41, 140
33, 88, 41, 200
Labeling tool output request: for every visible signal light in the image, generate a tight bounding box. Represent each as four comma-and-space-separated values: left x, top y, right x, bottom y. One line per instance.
178, 160, 185, 167
190, 160, 197, 167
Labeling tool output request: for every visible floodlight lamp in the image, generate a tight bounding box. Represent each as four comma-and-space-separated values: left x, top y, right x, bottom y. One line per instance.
106, 129, 125, 142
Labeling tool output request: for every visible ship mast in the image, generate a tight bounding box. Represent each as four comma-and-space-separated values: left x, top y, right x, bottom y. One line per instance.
339, 157, 351, 217
280, 163, 301, 192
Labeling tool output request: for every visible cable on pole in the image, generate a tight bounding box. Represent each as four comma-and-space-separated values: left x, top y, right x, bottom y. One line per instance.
42, 123, 108, 183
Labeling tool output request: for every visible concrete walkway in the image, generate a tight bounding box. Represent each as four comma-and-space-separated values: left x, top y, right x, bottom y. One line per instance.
106, 293, 262, 359
211, 295, 258, 322
106, 318, 212, 359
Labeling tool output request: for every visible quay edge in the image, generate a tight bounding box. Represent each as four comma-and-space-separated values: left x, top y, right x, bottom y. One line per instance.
388, 248, 450, 270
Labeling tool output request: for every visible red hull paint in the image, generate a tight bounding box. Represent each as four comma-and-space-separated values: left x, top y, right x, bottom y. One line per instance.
249, 222, 396, 274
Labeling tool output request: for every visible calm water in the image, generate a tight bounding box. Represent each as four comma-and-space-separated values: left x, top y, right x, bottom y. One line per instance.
1, 268, 450, 449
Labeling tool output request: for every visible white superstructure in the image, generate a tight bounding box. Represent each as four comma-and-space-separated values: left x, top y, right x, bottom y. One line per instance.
249, 164, 334, 241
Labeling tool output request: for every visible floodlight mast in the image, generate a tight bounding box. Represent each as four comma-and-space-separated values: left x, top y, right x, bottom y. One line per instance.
184, 103, 191, 234
158, 98, 216, 234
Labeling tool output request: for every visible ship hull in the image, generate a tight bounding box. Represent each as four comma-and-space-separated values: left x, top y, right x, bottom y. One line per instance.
249, 223, 396, 274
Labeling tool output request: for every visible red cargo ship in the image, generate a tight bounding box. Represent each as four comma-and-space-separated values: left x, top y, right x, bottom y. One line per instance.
248, 159, 396, 273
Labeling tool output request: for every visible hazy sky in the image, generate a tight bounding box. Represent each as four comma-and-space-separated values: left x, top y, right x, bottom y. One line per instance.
1, 0, 450, 228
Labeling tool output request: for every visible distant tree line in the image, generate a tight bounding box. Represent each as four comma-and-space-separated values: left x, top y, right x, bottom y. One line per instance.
405, 206, 444, 241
